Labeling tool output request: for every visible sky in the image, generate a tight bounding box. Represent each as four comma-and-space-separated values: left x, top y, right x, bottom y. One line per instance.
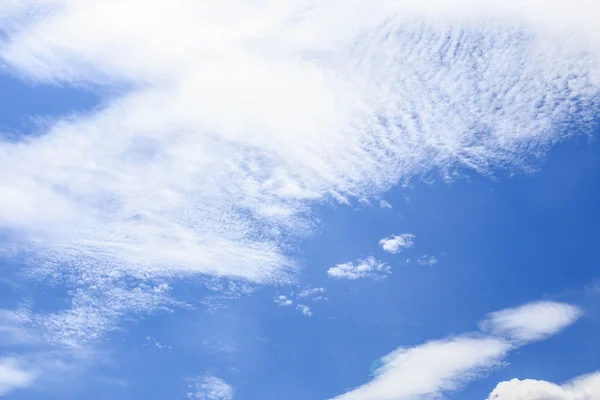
0, 1, 600, 399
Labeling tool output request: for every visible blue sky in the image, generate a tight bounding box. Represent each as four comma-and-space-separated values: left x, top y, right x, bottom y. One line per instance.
1, 1, 600, 399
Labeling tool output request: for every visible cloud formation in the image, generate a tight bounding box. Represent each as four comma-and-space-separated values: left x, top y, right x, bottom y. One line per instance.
297, 304, 313, 316
1, 0, 600, 353
379, 234, 415, 254
274, 295, 293, 307
328, 257, 391, 280
417, 255, 437, 266
479, 301, 582, 342
488, 371, 600, 400
332, 301, 582, 400
186, 376, 234, 400
297, 287, 326, 299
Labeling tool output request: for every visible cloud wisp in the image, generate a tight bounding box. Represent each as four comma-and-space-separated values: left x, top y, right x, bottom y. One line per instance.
332, 301, 582, 400
186, 375, 234, 400
0, 0, 599, 360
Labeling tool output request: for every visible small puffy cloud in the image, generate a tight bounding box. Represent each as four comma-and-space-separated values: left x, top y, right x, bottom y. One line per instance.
417, 255, 437, 266
297, 304, 313, 316
331, 300, 582, 400
186, 376, 234, 400
0, 357, 36, 397
297, 287, 326, 299
488, 371, 600, 400
328, 257, 391, 280
379, 200, 392, 209
274, 295, 293, 307
379, 234, 415, 254
479, 301, 582, 342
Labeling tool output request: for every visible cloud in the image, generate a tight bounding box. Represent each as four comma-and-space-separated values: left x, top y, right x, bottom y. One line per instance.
328, 257, 391, 280
186, 376, 234, 400
417, 255, 437, 266
333, 336, 510, 400
274, 295, 293, 307
297, 304, 313, 316
331, 301, 581, 400
379, 200, 392, 209
488, 371, 600, 400
479, 301, 582, 342
379, 234, 415, 254
1, 0, 600, 355
0, 357, 36, 397
297, 287, 326, 299
0, 308, 34, 346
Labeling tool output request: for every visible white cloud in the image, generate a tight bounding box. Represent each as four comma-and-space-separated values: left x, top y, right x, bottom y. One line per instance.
488, 371, 600, 400
332, 301, 581, 400
328, 257, 391, 280
297, 304, 313, 316
186, 376, 234, 400
479, 301, 582, 342
379, 200, 392, 209
417, 255, 437, 266
0, 0, 599, 352
333, 336, 510, 400
379, 234, 415, 254
274, 295, 293, 307
297, 287, 326, 299
0, 357, 36, 397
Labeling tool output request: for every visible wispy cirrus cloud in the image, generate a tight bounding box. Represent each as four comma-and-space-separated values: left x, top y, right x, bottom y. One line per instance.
0, 0, 599, 360
331, 301, 582, 400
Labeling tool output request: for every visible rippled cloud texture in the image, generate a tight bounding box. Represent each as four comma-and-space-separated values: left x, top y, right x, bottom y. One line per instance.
1, 0, 600, 390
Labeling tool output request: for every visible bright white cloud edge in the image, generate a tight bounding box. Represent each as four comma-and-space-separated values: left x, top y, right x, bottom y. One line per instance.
479, 301, 583, 342
488, 371, 600, 400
